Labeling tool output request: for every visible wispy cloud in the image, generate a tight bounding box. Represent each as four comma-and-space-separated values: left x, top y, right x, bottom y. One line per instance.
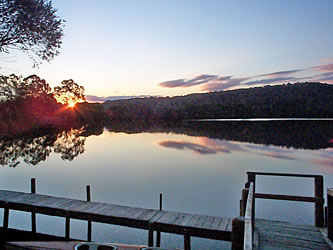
244, 77, 296, 86
158, 60, 333, 92
312, 63, 333, 73
201, 77, 250, 91
158, 74, 218, 88
258, 69, 303, 78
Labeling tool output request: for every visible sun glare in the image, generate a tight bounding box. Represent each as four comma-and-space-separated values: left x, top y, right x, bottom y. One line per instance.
67, 102, 76, 108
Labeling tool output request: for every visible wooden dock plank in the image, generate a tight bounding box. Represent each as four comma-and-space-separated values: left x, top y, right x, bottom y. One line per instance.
258, 233, 330, 249
256, 223, 326, 243
182, 214, 202, 228
255, 218, 331, 250
210, 216, 224, 230
255, 218, 317, 231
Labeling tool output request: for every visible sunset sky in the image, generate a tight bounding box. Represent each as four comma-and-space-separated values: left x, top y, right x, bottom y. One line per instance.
1, 0, 333, 99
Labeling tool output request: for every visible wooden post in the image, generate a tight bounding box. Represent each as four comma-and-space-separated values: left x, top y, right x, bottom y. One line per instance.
241, 188, 249, 216
315, 176, 324, 227
148, 222, 154, 247
184, 229, 191, 250
31, 178, 36, 234
231, 217, 244, 250
86, 185, 92, 242
65, 216, 70, 240
247, 173, 256, 219
3, 207, 9, 229
327, 188, 333, 241
156, 193, 162, 247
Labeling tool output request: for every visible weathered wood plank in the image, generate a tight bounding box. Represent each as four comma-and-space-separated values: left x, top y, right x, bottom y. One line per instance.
155, 211, 180, 224
210, 216, 224, 230
255, 224, 325, 243
219, 217, 230, 231
259, 233, 330, 249
181, 214, 201, 228
255, 219, 317, 231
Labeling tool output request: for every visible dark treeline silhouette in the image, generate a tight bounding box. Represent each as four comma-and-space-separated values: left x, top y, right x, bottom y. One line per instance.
104, 82, 333, 121
0, 124, 103, 167
0, 74, 104, 136
105, 120, 333, 150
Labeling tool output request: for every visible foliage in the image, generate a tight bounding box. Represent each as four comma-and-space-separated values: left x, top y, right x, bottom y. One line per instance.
104, 82, 333, 121
0, 73, 53, 102
53, 79, 85, 105
0, 0, 64, 67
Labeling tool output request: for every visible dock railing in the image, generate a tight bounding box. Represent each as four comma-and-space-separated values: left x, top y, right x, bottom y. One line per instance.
232, 182, 255, 250
246, 171, 325, 228
243, 182, 254, 250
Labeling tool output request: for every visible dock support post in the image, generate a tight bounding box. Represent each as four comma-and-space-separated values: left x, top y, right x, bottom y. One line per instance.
241, 188, 249, 216
231, 217, 244, 250
327, 188, 333, 241
86, 185, 92, 242
65, 216, 70, 240
3, 207, 9, 229
31, 178, 36, 234
156, 193, 162, 247
184, 229, 191, 250
315, 176, 324, 227
148, 222, 154, 247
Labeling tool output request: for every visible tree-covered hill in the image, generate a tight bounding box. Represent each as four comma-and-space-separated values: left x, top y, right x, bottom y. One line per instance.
104, 82, 333, 121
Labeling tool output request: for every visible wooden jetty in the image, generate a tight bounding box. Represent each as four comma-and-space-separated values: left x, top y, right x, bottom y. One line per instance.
234, 172, 333, 250
1, 172, 333, 249
0, 190, 232, 249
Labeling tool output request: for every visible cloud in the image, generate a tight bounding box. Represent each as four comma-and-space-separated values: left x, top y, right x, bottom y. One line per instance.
259, 69, 303, 78
158, 79, 186, 88
158, 74, 218, 88
201, 77, 250, 91
244, 76, 296, 86
157, 60, 333, 92
312, 63, 333, 73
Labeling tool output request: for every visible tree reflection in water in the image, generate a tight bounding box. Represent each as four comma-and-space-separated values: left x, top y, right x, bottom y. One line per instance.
53, 128, 86, 161
0, 127, 86, 167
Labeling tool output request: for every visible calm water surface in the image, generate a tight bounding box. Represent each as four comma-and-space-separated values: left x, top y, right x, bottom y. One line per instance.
0, 120, 333, 249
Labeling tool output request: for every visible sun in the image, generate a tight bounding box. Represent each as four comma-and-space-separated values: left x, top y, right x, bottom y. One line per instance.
67, 102, 76, 108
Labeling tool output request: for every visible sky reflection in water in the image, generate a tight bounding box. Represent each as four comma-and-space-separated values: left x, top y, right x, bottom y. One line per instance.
0, 121, 333, 249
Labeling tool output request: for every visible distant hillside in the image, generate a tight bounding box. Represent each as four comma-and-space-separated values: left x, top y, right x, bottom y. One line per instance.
104, 82, 333, 121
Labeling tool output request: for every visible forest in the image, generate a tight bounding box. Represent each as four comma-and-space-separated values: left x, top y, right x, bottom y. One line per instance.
104, 82, 333, 122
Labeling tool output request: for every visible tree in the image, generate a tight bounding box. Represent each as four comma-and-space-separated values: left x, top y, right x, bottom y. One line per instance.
53, 79, 86, 106
0, 74, 52, 102
0, 0, 64, 67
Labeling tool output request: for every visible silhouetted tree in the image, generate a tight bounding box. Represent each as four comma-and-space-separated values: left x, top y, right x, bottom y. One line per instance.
0, 0, 64, 67
53, 79, 86, 105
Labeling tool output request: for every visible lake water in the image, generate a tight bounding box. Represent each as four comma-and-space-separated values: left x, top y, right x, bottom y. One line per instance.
1, 120, 333, 249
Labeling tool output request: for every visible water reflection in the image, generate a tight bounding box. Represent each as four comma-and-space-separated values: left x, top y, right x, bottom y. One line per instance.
1, 120, 333, 168
106, 120, 333, 150
53, 128, 86, 161
158, 138, 246, 155
0, 126, 101, 167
